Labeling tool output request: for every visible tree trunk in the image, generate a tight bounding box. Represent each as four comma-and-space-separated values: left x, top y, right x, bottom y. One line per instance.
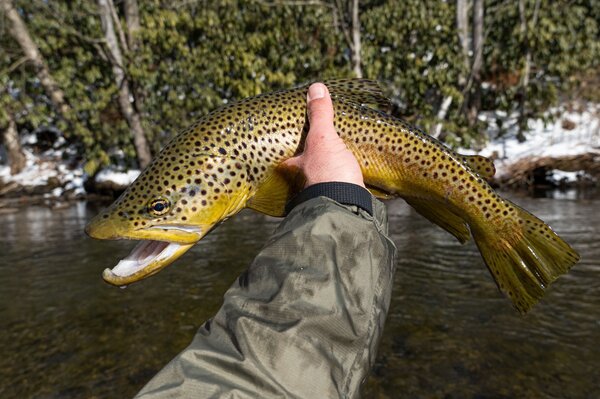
123, 0, 146, 116
97, 0, 152, 169
331, 0, 362, 78
124, 0, 141, 51
456, 0, 470, 85
433, 96, 453, 139
517, 0, 541, 142
467, 0, 484, 127
2, 114, 26, 175
0, 0, 71, 118
350, 0, 362, 78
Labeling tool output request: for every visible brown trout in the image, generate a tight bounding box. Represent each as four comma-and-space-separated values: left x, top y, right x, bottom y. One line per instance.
86, 79, 579, 313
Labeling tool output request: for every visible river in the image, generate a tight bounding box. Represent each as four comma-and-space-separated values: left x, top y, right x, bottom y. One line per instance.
0, 190, 598, 398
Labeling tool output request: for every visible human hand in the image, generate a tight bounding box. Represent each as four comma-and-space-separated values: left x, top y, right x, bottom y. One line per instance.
284, 83, 365, 188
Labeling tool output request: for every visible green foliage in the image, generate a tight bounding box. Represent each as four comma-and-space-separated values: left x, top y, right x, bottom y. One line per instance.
134, 0, 347, 150
362, 0, 466, 136
1, 0, 599, 169
1, 0, 137, 171
485, 0, 600, 121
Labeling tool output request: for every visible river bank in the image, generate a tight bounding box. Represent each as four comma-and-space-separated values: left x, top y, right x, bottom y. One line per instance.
1, 103, 598, 208
466, 102, 600, 189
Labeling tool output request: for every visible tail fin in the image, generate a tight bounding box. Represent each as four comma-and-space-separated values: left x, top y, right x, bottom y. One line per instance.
472, 201, 579, 313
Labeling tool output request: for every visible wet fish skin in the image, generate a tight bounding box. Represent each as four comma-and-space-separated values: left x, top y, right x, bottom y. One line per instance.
86, 79, 579, 313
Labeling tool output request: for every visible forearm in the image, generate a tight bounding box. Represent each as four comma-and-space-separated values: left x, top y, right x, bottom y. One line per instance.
135, 188, 397, 399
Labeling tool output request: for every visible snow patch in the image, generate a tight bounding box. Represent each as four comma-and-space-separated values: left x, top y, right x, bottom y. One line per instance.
548, 170, 596, 184
467, 103, 600, 178
95, 168, 140, 187
0, 141, 86, 199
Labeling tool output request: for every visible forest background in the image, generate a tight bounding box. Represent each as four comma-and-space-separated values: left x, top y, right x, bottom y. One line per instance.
1, 0, 598, 190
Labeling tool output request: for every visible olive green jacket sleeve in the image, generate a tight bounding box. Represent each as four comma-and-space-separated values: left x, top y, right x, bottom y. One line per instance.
135, 194, 397, 399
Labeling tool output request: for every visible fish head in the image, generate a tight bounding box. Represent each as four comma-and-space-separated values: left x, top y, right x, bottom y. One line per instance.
85, 153, 249, 286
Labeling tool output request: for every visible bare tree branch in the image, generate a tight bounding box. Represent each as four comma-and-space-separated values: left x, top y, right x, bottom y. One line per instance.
107, 0, 130, 55
433, 95, 453, 138
350, 0, 362, 77
1, 112, 26, 175
97, 0, 151, 168
124, 0, 141, 51
517, 0, 542, 141
0, 0, 72, 118
1, 56, 29, 76
256, 0, 330, 6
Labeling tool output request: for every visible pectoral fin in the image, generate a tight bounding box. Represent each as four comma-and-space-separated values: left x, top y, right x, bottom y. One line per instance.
247, 166, 305, 217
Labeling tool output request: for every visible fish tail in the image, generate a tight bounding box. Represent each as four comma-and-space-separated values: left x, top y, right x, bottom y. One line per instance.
472, 201, 579, 313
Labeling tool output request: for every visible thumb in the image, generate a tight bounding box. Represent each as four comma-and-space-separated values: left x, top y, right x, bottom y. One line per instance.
283, 82, 335, 169
305, 83, 337, 149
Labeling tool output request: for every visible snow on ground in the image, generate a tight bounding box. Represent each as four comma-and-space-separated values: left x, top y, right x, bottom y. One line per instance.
0, 151, 55, 187
0, 124, 142, 199
95, 168, 140, 187
1, 103, 599, 200
548, 170, 594, 184
0, 148, 87, 198
0, 134, 144, 200
463, 103, 600, 178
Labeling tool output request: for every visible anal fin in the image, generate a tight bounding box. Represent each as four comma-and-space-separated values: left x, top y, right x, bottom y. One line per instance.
405, 197, 471, 244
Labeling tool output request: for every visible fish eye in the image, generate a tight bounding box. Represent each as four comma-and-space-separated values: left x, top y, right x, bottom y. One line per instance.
148, 197, 170, 216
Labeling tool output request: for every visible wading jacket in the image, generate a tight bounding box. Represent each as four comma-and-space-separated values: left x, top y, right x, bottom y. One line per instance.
135, 183, 398, 399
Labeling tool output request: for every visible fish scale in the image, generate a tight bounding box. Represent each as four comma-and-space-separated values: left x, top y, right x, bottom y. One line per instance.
86, 79, 579, 313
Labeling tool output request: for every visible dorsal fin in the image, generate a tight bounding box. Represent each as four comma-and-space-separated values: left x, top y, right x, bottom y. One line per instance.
321, 79, 392, 112
459, 154, 496, 180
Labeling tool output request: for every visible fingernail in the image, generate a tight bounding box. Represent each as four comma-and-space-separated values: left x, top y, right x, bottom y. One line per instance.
307, 83, 326, 102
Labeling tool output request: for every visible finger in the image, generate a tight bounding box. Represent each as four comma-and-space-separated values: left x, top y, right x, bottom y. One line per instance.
305, 83, 336, 148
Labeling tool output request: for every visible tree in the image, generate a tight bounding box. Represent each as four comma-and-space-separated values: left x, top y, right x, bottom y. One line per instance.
1, 0, 598, 175
362, 1, 464, 142
97, 0, 152, 169
466, 0, 484, 127
485, 0, 599, 138
123, 0, 141, 51
456, 0, 470, 79
1, 112, 26, 174
331, 0, 363, 78
433, 0, 471, 139
516, 0, 541, 142
0, 0, 72, 122
133, 0, 347, 146
0, 0, 135, 174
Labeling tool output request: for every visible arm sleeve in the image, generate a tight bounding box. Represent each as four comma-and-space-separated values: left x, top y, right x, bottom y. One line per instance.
135, 190, 398, 399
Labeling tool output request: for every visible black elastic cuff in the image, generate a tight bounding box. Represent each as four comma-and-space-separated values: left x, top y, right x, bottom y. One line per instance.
285, 182, 373, 216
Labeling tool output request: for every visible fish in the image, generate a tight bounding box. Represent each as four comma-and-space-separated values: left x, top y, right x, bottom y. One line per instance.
85, 79, 579, 313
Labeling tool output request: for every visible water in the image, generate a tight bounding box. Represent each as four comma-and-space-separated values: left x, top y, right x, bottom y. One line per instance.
0, 192, 598, 398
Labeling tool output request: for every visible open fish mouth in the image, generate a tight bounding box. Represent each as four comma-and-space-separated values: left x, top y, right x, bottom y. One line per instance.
84, 218, 203, 286
102, 240, 195, 286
